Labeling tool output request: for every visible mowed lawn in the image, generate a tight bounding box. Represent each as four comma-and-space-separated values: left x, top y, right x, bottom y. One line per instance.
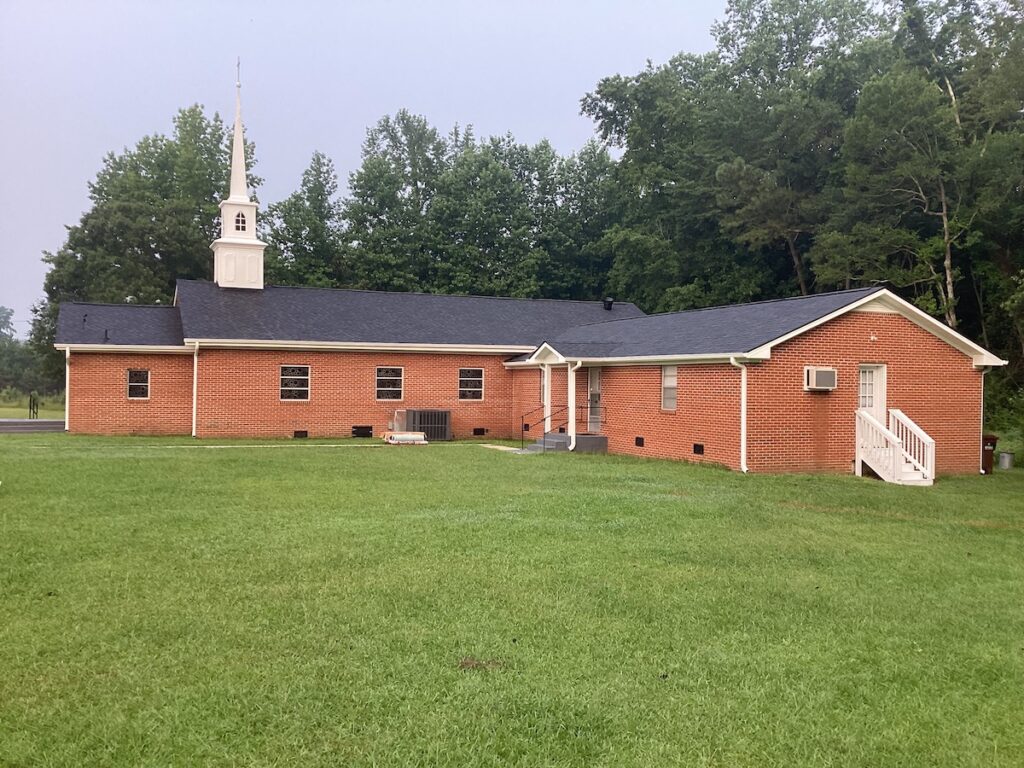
1, 436, 1022, 767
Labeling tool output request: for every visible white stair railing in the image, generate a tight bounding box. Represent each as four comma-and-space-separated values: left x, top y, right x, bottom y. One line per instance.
855, 410, 902, 483
888, 409, 936, 481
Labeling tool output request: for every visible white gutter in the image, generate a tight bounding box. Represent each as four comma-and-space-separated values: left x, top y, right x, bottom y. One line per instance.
729, 357, 749, 473
54, 344, 191, 354
64, 348, 70, 431
505, 352, 764, 369
567, 361, 583, 451
191, 342, 200, 438
182, 338, 535, 355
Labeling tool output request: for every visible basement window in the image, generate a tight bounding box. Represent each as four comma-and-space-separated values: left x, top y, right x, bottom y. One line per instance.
376, 367, 403, 400
661, 365, 677, 411
235, 212, 247, 231
127, 369, 150, 399
459, 368, 484, 400
280, 365, 310, 401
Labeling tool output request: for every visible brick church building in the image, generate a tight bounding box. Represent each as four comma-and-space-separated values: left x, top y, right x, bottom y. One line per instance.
56, 84, 1006, 484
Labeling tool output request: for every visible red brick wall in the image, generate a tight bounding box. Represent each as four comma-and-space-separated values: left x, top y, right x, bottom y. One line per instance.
194, 349, 519, 439
597, 365, 742, 469
68, 352, 192, 435
747, 311, 983, 474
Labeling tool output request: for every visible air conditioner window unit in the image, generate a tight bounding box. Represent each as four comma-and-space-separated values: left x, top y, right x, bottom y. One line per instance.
804, 366, 837, 391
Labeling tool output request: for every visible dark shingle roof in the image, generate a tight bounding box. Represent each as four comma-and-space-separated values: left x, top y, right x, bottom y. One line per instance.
546, 288, 883, 358
56, 303, 184, 346
174, 280, 645, 346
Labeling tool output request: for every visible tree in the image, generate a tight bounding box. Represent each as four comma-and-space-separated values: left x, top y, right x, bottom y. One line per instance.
264, 151, 345, 287
30, 105, 259, 376
343, 111, 450, 291
0, 306, 14, 340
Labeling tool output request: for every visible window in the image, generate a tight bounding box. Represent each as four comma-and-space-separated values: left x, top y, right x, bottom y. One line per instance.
459, 368, 484, 400
376, 367, 403, 400
539, 368, 546, 403
280, 365, 310, 400
235, 212, 247, 231
859, 367, 873, 409
661, 365, 677, 410
127, 369, 149, 399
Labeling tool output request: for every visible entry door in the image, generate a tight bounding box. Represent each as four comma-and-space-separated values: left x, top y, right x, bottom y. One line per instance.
588, 367, 601, 432
858, 364, 887, 423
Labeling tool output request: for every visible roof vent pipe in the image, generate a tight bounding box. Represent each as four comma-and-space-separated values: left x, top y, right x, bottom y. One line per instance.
603, 297, 614, 310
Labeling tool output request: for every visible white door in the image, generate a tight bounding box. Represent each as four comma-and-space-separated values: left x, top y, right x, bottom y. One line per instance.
858, 364, 887, 423
588, 367, 601, 432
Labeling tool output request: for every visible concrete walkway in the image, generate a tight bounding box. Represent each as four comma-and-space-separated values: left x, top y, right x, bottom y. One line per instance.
0, 419, 65, 433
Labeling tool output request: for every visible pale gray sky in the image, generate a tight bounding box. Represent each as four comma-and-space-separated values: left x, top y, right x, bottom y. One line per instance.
0, 0, 725, 336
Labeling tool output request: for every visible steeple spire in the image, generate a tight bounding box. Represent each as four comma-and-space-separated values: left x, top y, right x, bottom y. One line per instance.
228, 58, 249, 202
211, 61, 266, 290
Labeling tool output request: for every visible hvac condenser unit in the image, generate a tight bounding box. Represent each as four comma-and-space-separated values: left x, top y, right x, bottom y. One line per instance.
803, 366, 838, 391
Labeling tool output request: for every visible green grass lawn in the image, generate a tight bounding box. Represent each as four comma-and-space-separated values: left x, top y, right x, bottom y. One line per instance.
0, 405, 64, 419
1, 436, 1022, 767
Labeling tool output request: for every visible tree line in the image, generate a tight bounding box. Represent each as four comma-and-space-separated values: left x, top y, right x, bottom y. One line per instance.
27, 0, 1024, 422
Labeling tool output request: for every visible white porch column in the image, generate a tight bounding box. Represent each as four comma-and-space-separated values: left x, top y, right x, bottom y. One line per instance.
543, 364, 552, 433
567, 362, 577, 450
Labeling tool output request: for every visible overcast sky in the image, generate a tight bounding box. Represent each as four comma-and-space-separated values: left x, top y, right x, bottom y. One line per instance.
0, 0, 725, 337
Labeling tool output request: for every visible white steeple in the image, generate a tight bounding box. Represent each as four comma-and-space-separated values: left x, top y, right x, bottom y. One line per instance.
211, 61, 266, 290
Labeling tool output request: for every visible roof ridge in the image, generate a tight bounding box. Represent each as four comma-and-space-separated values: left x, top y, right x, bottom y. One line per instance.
64, 301, 176, 309
559, 287, 883, 331
176, 279, 641, 309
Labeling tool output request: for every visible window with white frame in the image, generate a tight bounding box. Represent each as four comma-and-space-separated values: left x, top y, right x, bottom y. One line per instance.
127, 369, 150, 399
661, 365, 677, 410
459, 368, 484, 400
235, 211, 247, 231
539, 368, 546, 404
280, 365, 310, 400
376, 367, 403, 400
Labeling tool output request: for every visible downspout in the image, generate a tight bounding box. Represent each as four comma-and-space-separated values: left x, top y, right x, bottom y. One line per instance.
543, 364, 552, 433
567, 360, 583, 451
729, 357, 749, 473
979, 366, 991, 474
191, 341, 199, 438
64, 348, 70, 432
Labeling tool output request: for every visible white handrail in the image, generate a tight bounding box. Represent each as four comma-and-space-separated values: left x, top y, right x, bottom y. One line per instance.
856, 409, 902, 483
888, 409, 935, 480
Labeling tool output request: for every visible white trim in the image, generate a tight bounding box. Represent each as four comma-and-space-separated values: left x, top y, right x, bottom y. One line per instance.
280, 364, 311, 402
191, 342, 199, 437
54, 344, 191, 354
661, 365, 678, 411
64, 348, 70, 431
980, 367, 989, 474
183, 338, 534, 355
745, 289, 1006, 368
729, 357, 748, 473
375, 366, 404, 402
506, 351, 762, 369
457, 367, 485, 401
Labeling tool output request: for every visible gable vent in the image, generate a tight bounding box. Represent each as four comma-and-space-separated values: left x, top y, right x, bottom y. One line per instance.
804, 366, 838, 391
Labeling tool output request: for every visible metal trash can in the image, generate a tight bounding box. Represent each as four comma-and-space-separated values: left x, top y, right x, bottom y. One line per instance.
981, 435, 998, 474
998, 451, 1015, 471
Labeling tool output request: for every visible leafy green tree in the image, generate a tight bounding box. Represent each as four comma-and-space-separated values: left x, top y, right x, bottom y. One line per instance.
264, 151, 345, 287
0, 306, 14, 340
31, 105, 259, 375
343, 111, 449, 291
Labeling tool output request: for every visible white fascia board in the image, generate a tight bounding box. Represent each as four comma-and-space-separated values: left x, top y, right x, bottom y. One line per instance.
181, 338, 535, 355
55, 344, 192, 354
745, 289, 1007, 368
570, 352, 765, 367
505, 351, 764, 368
